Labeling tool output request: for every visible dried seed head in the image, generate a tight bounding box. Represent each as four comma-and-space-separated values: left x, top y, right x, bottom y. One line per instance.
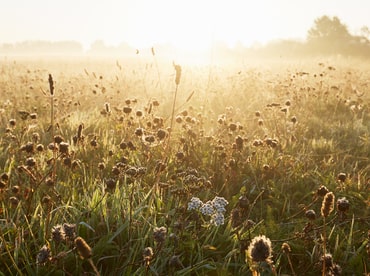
337, 172, 346, 182
74, 237, 92, 259
1, 172, 9, 182
54, 135, 64, 144
59, 142, 69, 154
156, 129, 167, 140
105, 102, 111, 114
142, 246, 154, 264
247, 235, 273, 263
123, 106, 132, 114
321, 192, 335, 218
36, 144, 44, 152
281, 242, 291, 254
9, 119, 16, 127
9, 196, 19, 207
51, 225, 66, 243
317, 185, 329, 197
153, 226, 167, 243
48, 74, 54, 96
37, 244, 51, 265
305, 209, 316, 220
336, 197, 349, 213
173, 63, 182, 85
63, 223, 76, 240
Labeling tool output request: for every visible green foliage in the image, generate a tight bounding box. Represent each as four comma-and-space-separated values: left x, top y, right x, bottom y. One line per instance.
0, 57, 369, 275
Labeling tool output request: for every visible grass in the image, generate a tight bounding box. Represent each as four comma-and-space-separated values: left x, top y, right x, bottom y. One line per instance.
0, 55, 369, 275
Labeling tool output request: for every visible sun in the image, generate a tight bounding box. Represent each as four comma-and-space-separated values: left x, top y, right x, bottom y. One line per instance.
110, 0, 279, 64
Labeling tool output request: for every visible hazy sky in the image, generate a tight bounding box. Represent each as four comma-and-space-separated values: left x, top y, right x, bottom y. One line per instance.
1, 0, 370, 51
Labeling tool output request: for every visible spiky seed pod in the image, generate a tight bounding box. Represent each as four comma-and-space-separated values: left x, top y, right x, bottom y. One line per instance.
63, 223, 76, 240
317, 185, 329, 197
51, 225, 66, 243
247, 235, 273, 263
74, 237, 92, 259
291, 116, 297, 124
321, 192, 335, 218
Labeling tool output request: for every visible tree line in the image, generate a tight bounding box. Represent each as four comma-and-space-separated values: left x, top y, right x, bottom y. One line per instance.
1, 16, 369, 58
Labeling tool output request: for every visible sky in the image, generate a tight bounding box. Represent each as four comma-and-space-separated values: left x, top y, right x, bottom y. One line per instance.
1, 0, 370, 51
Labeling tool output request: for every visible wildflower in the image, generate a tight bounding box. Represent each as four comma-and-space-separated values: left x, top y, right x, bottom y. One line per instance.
321, 192, 335, 218
211, 212, 225, 226
59, 142, 69, 154
187, 197, 203, 211
74, 237, 92, 259
199, 201, 215, 216
247, 235, 273, 263
153, 226, 167, 243
212, 196, 228, 213
37, 244, 51, 265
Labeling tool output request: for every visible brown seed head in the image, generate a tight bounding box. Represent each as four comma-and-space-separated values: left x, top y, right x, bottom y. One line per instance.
74, 237, 92, 259
321, 192, 335, 218
247, 235, 273, 263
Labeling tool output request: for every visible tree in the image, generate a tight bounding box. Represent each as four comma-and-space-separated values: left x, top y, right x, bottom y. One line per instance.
306, 16, 352, 54
307, 16, 350, 41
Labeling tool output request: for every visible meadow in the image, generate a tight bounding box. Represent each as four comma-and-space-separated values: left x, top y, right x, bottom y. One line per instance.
0, 54, 369, 275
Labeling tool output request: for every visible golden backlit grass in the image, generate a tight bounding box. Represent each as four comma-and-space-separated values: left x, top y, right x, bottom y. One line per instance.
0, 55, 369, 275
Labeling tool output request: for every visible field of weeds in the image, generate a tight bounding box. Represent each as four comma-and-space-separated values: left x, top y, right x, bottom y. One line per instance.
0, 56, 369, 275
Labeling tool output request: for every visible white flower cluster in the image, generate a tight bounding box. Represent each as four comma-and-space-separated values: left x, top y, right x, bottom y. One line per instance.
187, 196, 229, 226
187, 197, 203, 211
